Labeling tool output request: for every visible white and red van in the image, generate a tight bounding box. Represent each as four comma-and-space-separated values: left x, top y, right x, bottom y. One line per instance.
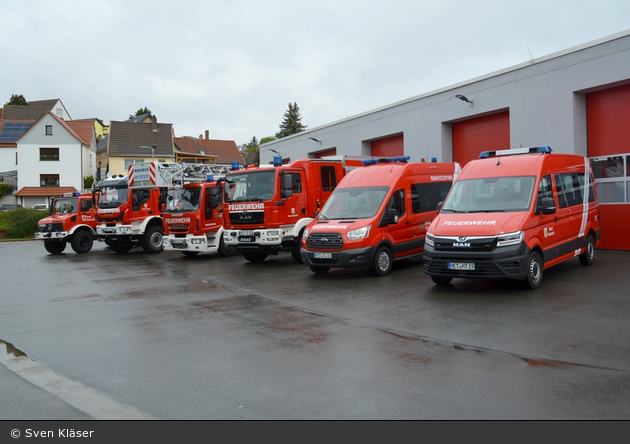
301, 157, 460, 276
422, 146, 601, 289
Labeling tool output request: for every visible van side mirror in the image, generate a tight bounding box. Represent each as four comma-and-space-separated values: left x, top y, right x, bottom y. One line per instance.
436, 201, 443, 212
535, 197, 556, 215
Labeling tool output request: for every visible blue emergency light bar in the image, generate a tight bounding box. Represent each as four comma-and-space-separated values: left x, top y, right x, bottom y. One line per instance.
361, 156, 410, 165
61, 192, 81, 197
479, 146, 552, 158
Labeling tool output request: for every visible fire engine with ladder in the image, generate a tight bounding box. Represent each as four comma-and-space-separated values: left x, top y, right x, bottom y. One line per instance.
161, 162, 239, 257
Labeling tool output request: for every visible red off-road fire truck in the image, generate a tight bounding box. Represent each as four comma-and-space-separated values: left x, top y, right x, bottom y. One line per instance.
35, 192, 99, 254
161, 163, 238, 257
92, 162, 174, 254
222, 156, 368, 263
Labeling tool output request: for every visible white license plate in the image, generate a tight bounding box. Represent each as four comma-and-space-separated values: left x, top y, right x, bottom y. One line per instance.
314, 252, 332, 259
448, 262, 475, 270
239, 230, 254, 236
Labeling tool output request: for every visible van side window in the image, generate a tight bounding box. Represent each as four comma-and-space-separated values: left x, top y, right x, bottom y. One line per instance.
388, 190, 405, 218
411, 183, 452, 213
320, 166, 337, 191
538, 175, 553, 206
554, 172, 589, 208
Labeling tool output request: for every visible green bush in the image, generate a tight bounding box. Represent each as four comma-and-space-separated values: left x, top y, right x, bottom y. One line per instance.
0, 183, 9, 197
0, 208, 49, 239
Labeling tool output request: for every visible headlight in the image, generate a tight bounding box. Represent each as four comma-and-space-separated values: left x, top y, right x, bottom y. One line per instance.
302, 229, 309, 239
119, 227, 131, 234
425, 232, 434, 247
347, 225, 371, 240
267, 230, 280, 236
496, 231, 524, 247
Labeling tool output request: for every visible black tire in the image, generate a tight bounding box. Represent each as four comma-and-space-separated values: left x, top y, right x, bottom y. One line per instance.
431, 275, 453, 285
523, 250, 543, 290
182, 251, 199, 257
242, 250, 268, 262
291, 229, 305, 263
141, 225, 163, 254
44, 240, 66, 254
310, 266, 330, 275
369, 246, 393, 276
109, 238, 134, 254
579, 234, 595, 266
70, 230, 93, 254
218, 234, 238, 257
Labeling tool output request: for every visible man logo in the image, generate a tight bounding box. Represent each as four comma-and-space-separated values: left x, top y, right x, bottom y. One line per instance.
453, 242, 471, 248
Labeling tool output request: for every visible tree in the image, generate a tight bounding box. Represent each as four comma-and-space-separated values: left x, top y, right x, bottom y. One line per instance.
84, 175, 95, 190
130, 107, 152, 118
275, 102, 307, 139
4, 94, 28, 106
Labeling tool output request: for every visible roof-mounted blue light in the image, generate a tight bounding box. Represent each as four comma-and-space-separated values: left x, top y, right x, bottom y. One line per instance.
61, 192, 81, 198
361, 156, 410, 165
479, 146, 552, 158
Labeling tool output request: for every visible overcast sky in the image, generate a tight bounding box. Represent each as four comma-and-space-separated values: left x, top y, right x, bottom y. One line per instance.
2, 0, 629, 146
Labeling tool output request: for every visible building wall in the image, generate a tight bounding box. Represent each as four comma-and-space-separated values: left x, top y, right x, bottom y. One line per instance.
260, 31, 630, 165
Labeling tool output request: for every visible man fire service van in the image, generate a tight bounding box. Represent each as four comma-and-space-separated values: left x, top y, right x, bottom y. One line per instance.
222, 156, 367, 263
35, 192, 98, 254
93, 162, 175, 254
161, 163, 238, 257
422, 146, 600, 289
301, 157, 460, 276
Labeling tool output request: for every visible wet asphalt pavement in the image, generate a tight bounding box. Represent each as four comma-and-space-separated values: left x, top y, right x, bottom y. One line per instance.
1, 240, 629, 420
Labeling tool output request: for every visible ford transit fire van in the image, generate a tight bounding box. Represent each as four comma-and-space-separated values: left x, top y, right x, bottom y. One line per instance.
422, 146, 600, 289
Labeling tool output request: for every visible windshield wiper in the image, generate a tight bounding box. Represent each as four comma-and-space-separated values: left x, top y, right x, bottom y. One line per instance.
441, 209, 467, 213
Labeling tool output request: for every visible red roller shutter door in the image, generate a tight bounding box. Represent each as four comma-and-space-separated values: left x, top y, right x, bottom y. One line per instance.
315, 148, 337, 158
371, 135, 404, 157
587, 84, 630, 251
452, 112, 510, 167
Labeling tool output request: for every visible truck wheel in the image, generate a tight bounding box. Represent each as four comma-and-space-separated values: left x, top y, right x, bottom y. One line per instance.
431, 275, 453, 285
242, 251, 268, 262
70, 230, 93, 254
369, 246, 393, 276
523, 251, 543, 290
218, 234, 238, 257
310, 266, 330, 274
579, 234, 595, 266
291, 229, 305, 263
44, 240, 66, 254
141, 225, 163, 254
109, 238, 134, 254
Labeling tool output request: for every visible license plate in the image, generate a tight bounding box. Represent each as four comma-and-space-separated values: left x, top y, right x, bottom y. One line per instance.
239, 236, 255, 243
314, 252, 332, 259
448, 262, 475, 270
102, 227, 116, 233
171, 239, 186, 245
239, 230, 254, 236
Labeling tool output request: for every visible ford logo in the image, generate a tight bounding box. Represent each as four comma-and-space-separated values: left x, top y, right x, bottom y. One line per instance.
320, 238, 329, 242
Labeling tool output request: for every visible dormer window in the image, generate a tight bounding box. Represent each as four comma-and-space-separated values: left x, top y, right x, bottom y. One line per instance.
45, 125, 53, 135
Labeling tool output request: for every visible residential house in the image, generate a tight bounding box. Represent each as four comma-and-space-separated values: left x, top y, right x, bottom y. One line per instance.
106, 115, 175, 176
174, 130, 244, 166
14, 112, 97, 207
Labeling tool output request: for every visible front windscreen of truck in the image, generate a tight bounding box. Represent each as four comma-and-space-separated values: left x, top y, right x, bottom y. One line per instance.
52, 198, 78, 215
441, 176, 536, 213
224, 170, 275, 202
318, 186, 389, 219
166, 187, 201, 212
96, 183, 129, 209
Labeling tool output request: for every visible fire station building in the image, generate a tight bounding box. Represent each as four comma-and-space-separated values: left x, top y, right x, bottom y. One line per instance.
260, 30, 630, 252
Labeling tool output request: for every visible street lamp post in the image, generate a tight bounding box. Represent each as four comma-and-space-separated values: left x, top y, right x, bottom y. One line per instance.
140, 145, 157, 162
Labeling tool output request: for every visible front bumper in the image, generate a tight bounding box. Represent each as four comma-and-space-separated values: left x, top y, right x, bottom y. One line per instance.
36, 231, 69, 240
224, 228, 286, 247
301, 245, 377, 269
163, 235, 219, 253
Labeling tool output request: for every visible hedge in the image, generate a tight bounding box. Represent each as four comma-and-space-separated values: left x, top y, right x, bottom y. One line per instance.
0, 208, 49, 239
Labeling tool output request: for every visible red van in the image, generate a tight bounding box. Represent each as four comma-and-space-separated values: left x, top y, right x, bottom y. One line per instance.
301, 157, 460, 276
422, 146, 601, 289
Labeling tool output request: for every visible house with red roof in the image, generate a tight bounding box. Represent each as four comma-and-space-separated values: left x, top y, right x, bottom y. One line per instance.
174, 130, 244, 166
13, 112, 97, 207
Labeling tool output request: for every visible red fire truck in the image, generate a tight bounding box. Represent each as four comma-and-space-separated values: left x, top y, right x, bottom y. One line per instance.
222, 156, 368, 263
161, 163, 238, 257
92, 162, 175, 254
35, 192, 99, 254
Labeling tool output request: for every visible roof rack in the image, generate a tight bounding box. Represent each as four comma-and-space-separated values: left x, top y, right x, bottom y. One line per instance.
479, 146, 552, 158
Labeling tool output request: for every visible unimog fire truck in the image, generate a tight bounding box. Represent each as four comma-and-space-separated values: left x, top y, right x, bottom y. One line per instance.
222, 156, 368, 263
35, 191, 99, 254
93, 162, 177, 254
161, 163, 238, 257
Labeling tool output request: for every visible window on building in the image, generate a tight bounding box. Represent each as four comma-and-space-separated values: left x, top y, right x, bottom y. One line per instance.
45, 125, 53, 135
124, 159, 145, 170
40, 174, 60, 187
56, 108, 62, 117
589, 155, 628, 204
40, 148, 59, 161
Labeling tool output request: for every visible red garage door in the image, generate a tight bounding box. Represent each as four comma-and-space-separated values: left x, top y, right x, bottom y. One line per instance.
315, 148, 337, 158
452, 112, 510, 167
371, 134, 404, 157
587, 84, 630, 251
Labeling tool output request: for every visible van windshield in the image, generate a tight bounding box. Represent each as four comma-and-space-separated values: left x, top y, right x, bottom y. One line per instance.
441, 176, 535, 213
318, 186, 389, 220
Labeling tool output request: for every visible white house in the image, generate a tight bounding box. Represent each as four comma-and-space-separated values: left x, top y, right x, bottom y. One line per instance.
15, 112, 97, 207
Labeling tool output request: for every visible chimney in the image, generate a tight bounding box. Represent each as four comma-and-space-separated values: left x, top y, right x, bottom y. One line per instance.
205, 130, 209, 140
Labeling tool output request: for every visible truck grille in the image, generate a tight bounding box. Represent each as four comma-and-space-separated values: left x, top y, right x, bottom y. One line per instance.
307, 233, 343, 250
433, 236, 497, 252
39, 223, 64, 233
229, 211, 264, 225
